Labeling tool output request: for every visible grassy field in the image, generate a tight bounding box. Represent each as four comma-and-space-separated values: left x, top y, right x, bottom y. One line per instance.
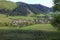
0, 14, 60, 40
0, 28, 60, 40
0, 14, 58, 31
0, 24, 60, 40
20, 24, 57, 31
0, 14, 11, 22
0, 24, 57, 31
0, 13, 47, 22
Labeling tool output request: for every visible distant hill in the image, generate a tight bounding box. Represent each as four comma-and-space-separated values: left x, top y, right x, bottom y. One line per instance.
0, 1, 52, 16
28, 4, 52, 14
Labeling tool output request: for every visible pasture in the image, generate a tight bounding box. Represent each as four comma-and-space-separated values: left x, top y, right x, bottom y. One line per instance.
0, 24, 56, 31
0, 14, 60, 40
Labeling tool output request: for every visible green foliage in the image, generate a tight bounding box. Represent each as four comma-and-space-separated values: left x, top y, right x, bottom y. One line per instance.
53, 0, 60, 4
53, 0, 60, 11
51, 12, 60, 30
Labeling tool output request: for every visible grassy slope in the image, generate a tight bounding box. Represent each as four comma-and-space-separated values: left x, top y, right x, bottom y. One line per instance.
0, 14, 11, 22
0, 1, 16, 10
20, 24, 57, 31
0, 14, 57, 31
8, 16, 35, 20
0, 24, 57, 31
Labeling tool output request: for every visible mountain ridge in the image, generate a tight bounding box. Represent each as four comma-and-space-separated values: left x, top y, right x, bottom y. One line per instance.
0, 1, 52, 16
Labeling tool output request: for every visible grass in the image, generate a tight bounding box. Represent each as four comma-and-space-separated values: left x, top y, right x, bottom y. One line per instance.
0, 14, 57, 31
0, 14, 60, 40
0, 29, 59, 40
0, 1, 16, 10
0, 14, 11, 22
0, 24, 57, 31
20, 24, 57, 31
8, 16, 35, 20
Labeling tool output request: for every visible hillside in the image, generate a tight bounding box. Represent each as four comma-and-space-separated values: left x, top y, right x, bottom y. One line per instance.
0, 1, 17, 14
11, 2, 52, 16
28, 4, 52, 14
0, 1, 52, 16
0, 1, 16, 10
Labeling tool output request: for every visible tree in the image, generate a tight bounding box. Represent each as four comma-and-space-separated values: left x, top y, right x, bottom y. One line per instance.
51, 12, 60, 30
53, 0, 60, 11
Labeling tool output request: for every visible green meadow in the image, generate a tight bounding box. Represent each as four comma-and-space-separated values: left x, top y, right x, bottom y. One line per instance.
0, 14, 60, 40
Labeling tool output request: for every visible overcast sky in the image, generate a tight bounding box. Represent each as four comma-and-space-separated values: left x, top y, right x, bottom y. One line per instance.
9, 0, 54, 7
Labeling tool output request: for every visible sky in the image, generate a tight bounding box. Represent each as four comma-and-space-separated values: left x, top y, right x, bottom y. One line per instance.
9, 0, 54, 8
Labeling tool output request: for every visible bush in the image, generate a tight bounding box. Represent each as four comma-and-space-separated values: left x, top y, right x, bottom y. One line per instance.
0, 22, 17, 27
51, 12, 60, 30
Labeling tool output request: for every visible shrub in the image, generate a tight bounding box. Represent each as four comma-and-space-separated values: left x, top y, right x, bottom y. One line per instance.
51, 12, 60, 30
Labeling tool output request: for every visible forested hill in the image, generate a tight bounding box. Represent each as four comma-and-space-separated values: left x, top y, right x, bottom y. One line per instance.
0, 1, 52, 16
